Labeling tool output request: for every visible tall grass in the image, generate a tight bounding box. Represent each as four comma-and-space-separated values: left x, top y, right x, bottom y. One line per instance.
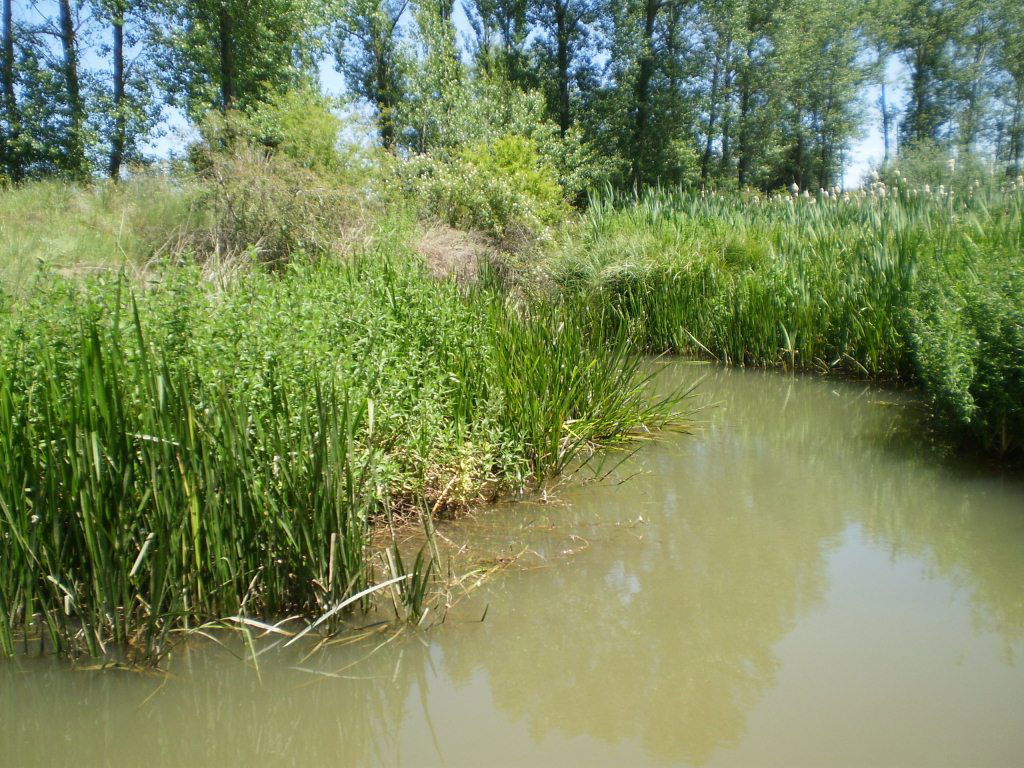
0, 228, 679, 659
549, 186, 1024, 457
0, 177, 198, 290
0, 147, 380, 293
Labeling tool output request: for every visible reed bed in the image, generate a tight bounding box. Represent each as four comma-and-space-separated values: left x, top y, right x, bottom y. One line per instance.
0, 227, 679, 660
548, 186, 1024, 457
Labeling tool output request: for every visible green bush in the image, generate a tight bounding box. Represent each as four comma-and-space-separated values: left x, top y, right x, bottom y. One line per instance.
876, 139, 997, 195
395, 134, 568, 241
190, 89, 341, 172
194, 145, 372, 264
910, 252, 1024, 456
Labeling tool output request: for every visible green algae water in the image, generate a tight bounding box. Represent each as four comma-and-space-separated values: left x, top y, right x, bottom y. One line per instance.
3, 363, 1023, 767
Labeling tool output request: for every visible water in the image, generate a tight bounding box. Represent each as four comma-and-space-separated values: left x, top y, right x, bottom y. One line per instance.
3, 363, 1023, 767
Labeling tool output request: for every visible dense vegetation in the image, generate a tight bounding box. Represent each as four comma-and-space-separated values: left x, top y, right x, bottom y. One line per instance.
1, 0, 1022, 660
2, 0, 1023, 189
0, 221, 680, 658
549, 185, 1024, 456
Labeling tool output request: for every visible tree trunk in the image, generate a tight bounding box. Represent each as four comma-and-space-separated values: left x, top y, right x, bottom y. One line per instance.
375, 28, 396, 151
700, 50, 723, 186
555, 1, 570, 137
631, 0, 659, 188
736, 54, 752, 189
881, 80, 890, 165
218, 5, 235, 110
720, 60, 735, 174
59, 0, 87, 178
1, 0, 20, 181
1012, 85, 1023, 176
109, 2, 126, 179
961, 42, 988, 152
905, 45, 936, 144
875, 44, 890, 167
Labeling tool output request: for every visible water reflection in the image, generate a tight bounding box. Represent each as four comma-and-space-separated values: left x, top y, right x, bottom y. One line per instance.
2, 364, 1022, 767
435, 365, 1024, 764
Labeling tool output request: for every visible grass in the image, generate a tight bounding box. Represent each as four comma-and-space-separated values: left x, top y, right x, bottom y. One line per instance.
0, 176, 198, 290
546, 185, 1024, 457
0, 217, 680, 660
0, 147, 381, 294
3, 167, 1021, 661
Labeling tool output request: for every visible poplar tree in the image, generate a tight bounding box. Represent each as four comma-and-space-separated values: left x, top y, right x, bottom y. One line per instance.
334, 0, 408, 151
528, 0, 598, 136
159, 0, 325, 119
1, 0, 19, 180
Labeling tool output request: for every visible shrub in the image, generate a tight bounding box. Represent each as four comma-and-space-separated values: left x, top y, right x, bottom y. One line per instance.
395, 134, 567, 241
877, 139, 996, 195
193, 145, 373, 265
910, 252, 1024, 456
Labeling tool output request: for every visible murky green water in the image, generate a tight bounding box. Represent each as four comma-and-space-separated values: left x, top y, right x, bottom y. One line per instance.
3, 363, 1023, 767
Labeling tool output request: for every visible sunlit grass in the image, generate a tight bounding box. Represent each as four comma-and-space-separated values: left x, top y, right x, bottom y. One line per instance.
0, 228, 682, 660
548, 186, 1024, 457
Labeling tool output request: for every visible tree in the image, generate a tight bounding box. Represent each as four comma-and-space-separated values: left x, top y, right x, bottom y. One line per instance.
529, 0, 598, 136
733, 0, 781, 189
56, 0, 89, 177
334, 0, 408, 151
159, 0, 325, 119
92, 0, 160, 178
771, 0, 864, 189
896, 0, 959, 147
1, 0, 19, 180
603, 0, 697, 187
992, 0, 1024, 174
952, 0, 996, 154
863, 0, 904, 167
696, 0, 743, 184
108, 0, 126, 175
466, 0, 530, 86
400, 0, 466, 153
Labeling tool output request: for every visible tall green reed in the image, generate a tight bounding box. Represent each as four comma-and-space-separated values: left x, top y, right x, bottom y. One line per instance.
0, 248, 682, 660
552, 187, 1023, 457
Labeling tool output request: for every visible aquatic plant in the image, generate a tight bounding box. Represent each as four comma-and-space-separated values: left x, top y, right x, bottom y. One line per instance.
0, 238, 679, 660
549, 185, 1024, 457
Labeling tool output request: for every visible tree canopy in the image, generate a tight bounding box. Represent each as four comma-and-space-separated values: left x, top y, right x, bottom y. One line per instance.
2, 0, 1022, 186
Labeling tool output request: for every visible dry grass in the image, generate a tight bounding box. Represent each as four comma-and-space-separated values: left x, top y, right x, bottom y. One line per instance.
415, 224, 494, 284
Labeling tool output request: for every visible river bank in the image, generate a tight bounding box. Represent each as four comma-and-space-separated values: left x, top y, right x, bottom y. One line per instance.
0, 229, 682, 660
2, 176, 1022, 661
3, 363, 1022, 766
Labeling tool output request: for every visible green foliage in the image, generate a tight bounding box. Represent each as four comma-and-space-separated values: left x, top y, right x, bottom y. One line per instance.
159, 0, 326, 118
548, 186, 1024, 457
909, 234, 1024, 455
242, 88, 346, 173
190, 87, 365, 176
391, 66, 605, 233
333, 0, 409, 150
0, 240, 680, 659
398, 134, 567, 238
878, 140, 995, 193
193, 145, 370, 263
466, 135, 564, 216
